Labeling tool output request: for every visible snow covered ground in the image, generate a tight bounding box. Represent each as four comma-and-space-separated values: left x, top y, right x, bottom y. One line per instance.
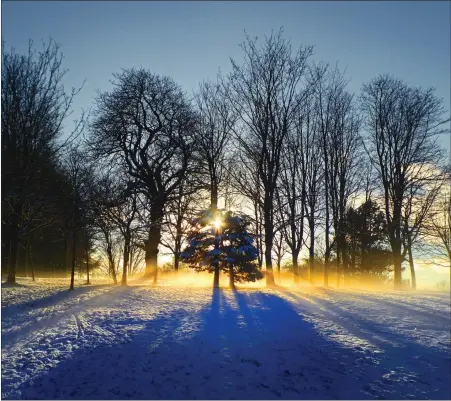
1, 277, 450, 399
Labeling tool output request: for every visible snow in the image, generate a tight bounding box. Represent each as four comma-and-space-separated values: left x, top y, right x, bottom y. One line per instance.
1, 277, 450, 399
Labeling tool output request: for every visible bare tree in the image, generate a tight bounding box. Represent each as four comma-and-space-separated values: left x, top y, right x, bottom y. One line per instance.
97, 227, 121, 284
273, 227, 288, 280
194, 79, 236, 286
81, 223, 97, 285
423, 167, 451, 284
90, 69, 197, 284
195, 79, 236, 211
90, 171, 122, 284
2, 38, 84, 284
226, 29, 313, 286
402, 177, 442, 289
327, 90, 363, 287
128, 236, 146, 276
361, 74, 449, 289
161, 179, 201, 273
109, 187, 140, 286
311, 62, 346, 286
276, 107, 307, 282
230, 150, 265, 268
60, 146, 93, 290
302, 105, 324, 283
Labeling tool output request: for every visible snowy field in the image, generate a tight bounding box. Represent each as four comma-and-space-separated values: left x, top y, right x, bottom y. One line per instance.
1, 277, 450, 400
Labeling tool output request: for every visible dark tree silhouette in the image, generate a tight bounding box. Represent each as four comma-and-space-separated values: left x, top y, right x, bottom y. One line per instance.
311, 63, 339, 286
343, 199, 392, 281
276, 97, 309, 282
90, 69, 198, 284
160, 178, 200, 273
326, 89, 362, 287
424, 167, 451, 284
361, 74, 448, 289
226, 29, 313, 286
2, 39, 84, 284
60, 146, 93, 290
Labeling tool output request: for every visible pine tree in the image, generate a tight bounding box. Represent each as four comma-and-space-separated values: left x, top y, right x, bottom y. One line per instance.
180, 210, 263, 287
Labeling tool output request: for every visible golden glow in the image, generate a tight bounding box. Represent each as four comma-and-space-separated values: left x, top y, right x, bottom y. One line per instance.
213, 218, 222, 230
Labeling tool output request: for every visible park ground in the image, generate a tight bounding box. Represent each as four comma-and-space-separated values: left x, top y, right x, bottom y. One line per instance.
1, 275, 450, 399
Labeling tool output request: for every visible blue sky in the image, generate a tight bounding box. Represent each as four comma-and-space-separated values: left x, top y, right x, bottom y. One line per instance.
3, 1, 450, 153
3, 1, 450, 285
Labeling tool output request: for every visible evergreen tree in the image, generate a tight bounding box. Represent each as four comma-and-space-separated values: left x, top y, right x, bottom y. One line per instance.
181, 210, 263, 288
343, 199, 392, 281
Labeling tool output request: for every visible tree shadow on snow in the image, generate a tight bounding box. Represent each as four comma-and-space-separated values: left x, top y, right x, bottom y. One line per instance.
2, 283, 117, 311
1, 284, 123, 342
279, 289, 451, 398
323, 287, 451, 320
6, 287, 451, 400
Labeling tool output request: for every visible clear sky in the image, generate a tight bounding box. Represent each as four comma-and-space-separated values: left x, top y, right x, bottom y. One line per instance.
2, 1, 450, 286
3, 1, 450, 149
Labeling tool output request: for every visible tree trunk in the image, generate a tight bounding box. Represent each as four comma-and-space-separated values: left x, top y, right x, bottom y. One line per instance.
210, 188, 220, 286
145, 201, 164, 284
211, 182, 218, 213
254, 201, 263, 269
213, 263, 220, 287
336, 250, 341, 288
174, 254, 180, 272
292, 251, 299, 283
392, 239, 402, 289
408, 242, 416, 290
65, 232, 71, 278
351, 241, 356, 277
229, 264, 235, 289
70, 230, 76, 290
28, 243, 36, 282
105, 241, 117, 284
323, 153, 330, 288
213, 226, 220, 288
25, 243, 29, 278
31, 258, 35, 282
341, 247, 348, 287
86, 246, 90, 285
7, 222, 19, 284
309, 251, 314, 283
265, 236, 275, 286
2, 229, 10, 279
309, 220, 315, 283
174, 226, 182, 273
339, 232, 349, 287
264, 199, 275, 286
122, 238, 130, 286
110, 257, 117, 284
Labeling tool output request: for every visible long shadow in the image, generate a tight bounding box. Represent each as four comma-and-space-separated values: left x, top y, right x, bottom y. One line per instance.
3, 304, 190, 399
323, 288, 450, 320
270, 288, 451, 399
282, 289, 450, 348
1, 284, 123, 344
232, 288, 259, 334
281, 289, 451, 389
364, 296, 450, 321
1, 283, 117, 312
1, 282, 27, 288
4, 287, 451, 400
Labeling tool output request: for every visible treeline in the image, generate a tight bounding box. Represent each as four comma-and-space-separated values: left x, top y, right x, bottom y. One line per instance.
2, 30, 450, 289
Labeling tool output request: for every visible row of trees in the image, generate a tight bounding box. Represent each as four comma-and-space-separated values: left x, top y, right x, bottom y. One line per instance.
2, 30, 450, 289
